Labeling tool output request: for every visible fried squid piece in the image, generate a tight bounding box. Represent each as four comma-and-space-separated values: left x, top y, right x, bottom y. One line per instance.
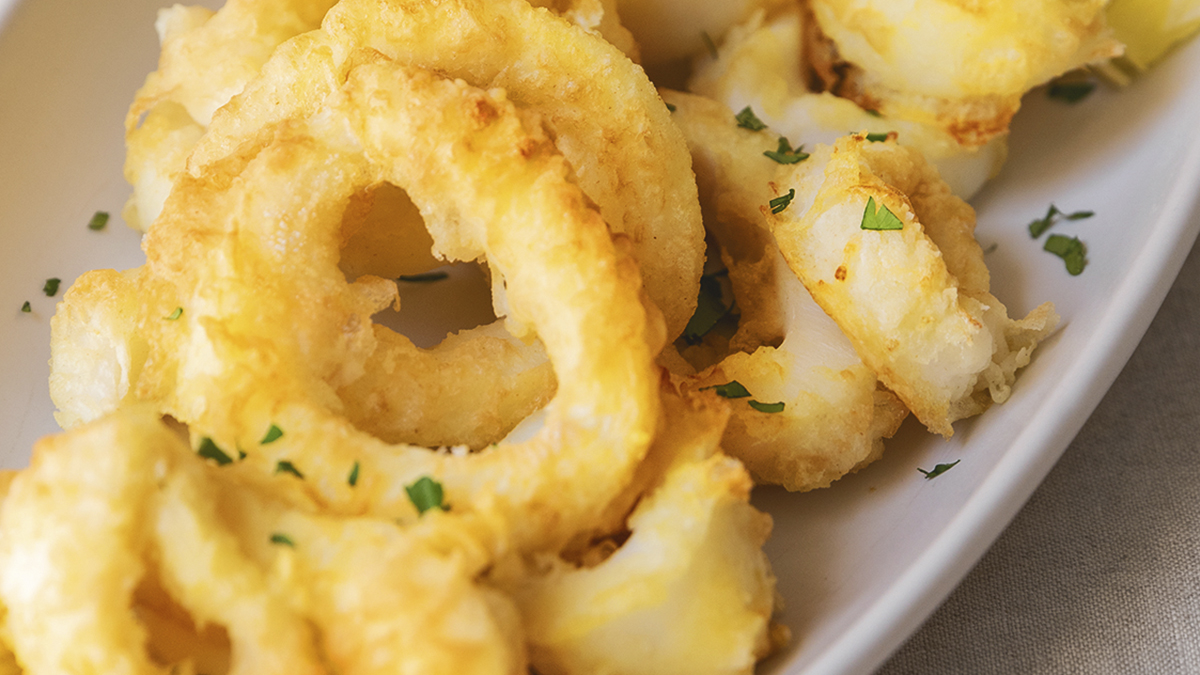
769, 133, 1058, 436
500, 386, 778, 675
805, 0, 1122, 147
0, 410, 525, 675
663, 90, 906, 491
689, 3, 1007, 199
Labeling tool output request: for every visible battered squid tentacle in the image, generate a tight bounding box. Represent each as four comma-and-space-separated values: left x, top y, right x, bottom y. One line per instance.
663, 90, 907, 491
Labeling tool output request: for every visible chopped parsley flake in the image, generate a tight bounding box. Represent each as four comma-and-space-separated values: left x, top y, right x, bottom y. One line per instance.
275, 460, 304, 479
261, 424, 283, 444
769, 188, 796, 214
1028, 204, 1094, 238
406, 476, 449, 515
87, 211, 109, 231
20, 301, 30, 313
865, 109, 882, 117
701, 31, 718, 59
398, 271, 449, 283
1044, 234, 1087, 275
43, 278, 61, 297
748, 400, 785, 413
918, 459, 961, 479
348, 461, 360, 487
269, 533, 295, 547
681, 269, 731, 345
165, 307, 183, 321
1048, 80, 1096, 103
861, 196, 903, 231
735, 106, 767, 131
665, 102, 676, 113
764, 136, 809, 164
702, 380, 752, 399
864, 132, 891, 142
197, 437, 233, 466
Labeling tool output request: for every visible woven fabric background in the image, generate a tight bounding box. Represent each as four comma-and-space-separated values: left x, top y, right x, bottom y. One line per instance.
877, 237, 1200, 673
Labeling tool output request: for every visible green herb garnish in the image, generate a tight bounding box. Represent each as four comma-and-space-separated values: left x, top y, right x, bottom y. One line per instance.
681, 270, 730, 345
918, 459, 960, 479
701, 31, 719, 59
701, 381, 752, 399
764, 136, 809, 164
735, 106, 767, 131
861, 196, 903, 231
769, 188, 796, 214
665, 102, 677, 113
269, 533, 295, 547
406, 476, 449, 515
348, 461, 360, 487
275, 460, 304, 479
1043, 234, 1087, 275
865, 109, 882, 117
748, 400, 785, 413
20, 301, 30, 313
43, 278, 61, 297
197, 437, 233, 466
87, 211, 109, 231
1048, 80, 1096, 103
864, 132, 890, 142
1028, 204, 1094, 238
165, 307, 183, 321
261, 424, 283, 444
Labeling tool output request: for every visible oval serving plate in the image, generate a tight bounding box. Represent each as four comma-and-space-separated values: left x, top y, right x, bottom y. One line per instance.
1, 2, 1199, 674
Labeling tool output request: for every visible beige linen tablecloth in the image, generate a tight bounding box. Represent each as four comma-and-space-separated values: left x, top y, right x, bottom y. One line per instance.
877, 235, 1200, 673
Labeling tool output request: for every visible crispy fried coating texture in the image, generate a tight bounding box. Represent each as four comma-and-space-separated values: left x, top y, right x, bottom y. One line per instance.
806, 0, 1123, 146
689, 4, 1008, 198
54, 59, 664, 552
0, 410, 526, 675
769, 133, 1058, 436
662, 91, 906, 490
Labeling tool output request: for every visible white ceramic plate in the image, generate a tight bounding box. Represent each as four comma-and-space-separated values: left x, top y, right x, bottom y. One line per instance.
2, 1, 1199, 674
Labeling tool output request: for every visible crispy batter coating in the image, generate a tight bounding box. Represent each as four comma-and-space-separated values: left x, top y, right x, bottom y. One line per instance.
769, 133, 1058, 436
663, 91, 906, 490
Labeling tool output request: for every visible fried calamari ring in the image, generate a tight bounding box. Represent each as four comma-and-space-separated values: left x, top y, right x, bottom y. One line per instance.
55, 58, 663, 552
688, 4, 1008, 199
123, 0, 339, 231
662, 91, 906, 490
0, 409, 525, 675
187, 0, 704, 338
805, 0, 1122, 147
768, 132, 1058, 436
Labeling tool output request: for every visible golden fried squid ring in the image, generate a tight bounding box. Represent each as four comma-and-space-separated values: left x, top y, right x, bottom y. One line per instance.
0, 410, 525, 675
124, 0, 339, 230
768, 133, 1058, 436
187, 0, 704, 338
804, 0, 1122, 147
55, 59, 662, 553
662, 92, 906, 490
688, 4, 1007, 199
